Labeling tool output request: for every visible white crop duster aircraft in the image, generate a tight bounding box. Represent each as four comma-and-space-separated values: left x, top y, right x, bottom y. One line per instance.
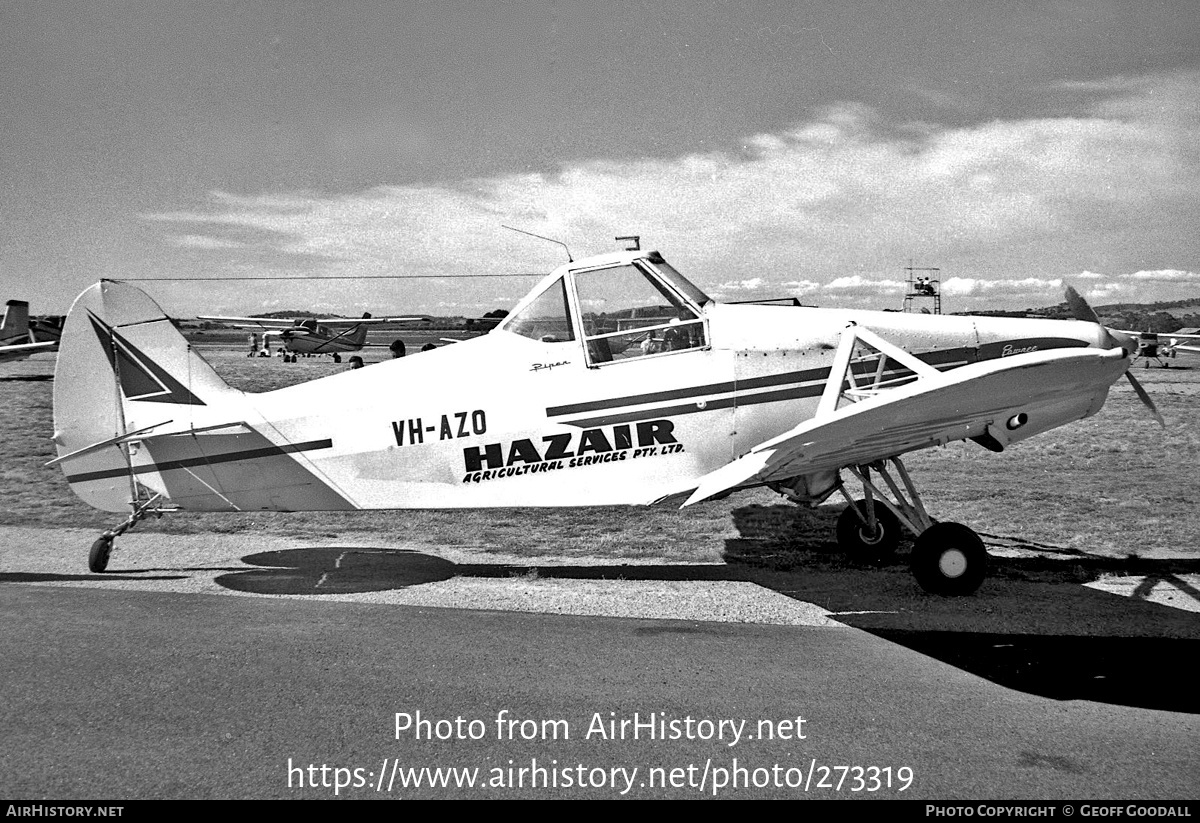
50, 247, 1154, 594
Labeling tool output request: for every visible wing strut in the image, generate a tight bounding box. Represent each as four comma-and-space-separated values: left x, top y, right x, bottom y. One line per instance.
817, 323, 943, 416
685, 322, 950, 508
840, 458, 935, 537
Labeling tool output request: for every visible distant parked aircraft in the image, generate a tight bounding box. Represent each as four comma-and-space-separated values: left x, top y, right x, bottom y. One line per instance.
0, 300, 57, 362
197, 312, 428, 361
1113, 328, 1200, 367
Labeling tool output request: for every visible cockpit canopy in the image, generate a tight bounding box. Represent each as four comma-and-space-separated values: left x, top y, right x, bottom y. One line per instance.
499, 251, 711, 366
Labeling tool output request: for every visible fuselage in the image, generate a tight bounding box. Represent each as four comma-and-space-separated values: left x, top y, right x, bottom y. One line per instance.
276, 322, 369, 354
114, 251, 1120, 512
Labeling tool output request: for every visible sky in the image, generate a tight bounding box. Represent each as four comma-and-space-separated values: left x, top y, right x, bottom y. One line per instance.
2, 0, 1199, 317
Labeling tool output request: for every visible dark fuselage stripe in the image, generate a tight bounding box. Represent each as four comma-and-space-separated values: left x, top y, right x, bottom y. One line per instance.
563, 386, 811, 428
545, 368, 813, 417
546, 346, 985, 419
550, 338, 1088, 427
64, 438, 334, 484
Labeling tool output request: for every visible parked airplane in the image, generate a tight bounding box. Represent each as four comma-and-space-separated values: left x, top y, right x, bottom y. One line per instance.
1166, 328, 1200, 359
1112, 328, 1200, 367
197, 312, 428, 360
1108, 328, 1200, 367
1, 300, 57, 362
50, 249, 1156, 594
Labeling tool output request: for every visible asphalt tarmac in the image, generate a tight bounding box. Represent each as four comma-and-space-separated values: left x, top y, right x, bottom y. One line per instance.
1, 527, 1196, 800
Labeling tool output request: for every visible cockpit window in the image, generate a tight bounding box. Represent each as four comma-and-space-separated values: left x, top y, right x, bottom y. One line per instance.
504, 278, 575, 343
574, 264, 706, 365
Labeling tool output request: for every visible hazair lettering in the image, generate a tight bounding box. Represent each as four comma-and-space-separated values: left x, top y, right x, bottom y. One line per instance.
462, 420, 683, 483
393, 409, 487, 447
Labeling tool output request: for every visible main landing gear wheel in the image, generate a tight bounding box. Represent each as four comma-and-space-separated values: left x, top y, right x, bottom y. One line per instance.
911, 522, 987, 596
836, 500, 900, 562
89, 536, 113, 574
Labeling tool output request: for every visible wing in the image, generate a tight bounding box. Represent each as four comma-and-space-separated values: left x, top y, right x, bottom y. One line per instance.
0, 341, 56, 362
678, 331, 1127, 507
197, 316, 301, 330
1115, 329, 1200, 341
198, 315, 427, 329
312, 316, 428, 327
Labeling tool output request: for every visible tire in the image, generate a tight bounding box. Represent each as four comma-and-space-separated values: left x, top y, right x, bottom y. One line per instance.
836, 500, 900, 561
911, 522, 987, 595
88, 537, 112, 574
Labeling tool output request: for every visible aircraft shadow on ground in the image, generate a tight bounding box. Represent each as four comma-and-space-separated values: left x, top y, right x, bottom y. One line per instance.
0, 572, 189, 583
726, 503, 1200, 716
212, 503, 1199, 715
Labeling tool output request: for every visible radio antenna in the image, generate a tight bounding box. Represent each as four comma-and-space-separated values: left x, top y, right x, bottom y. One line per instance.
501, 225, 573, 262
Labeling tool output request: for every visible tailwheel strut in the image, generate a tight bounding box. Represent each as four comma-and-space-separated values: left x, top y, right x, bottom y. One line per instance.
837, 457, 987, 595
89, 493, 166, 574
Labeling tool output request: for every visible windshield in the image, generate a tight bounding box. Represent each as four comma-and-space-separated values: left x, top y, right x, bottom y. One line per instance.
574, 263, 705, 364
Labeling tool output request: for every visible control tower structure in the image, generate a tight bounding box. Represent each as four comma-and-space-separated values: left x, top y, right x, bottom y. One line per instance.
903, 265, 942, 314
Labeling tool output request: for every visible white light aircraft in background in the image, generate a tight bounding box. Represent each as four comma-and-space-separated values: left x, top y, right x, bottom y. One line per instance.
1166, 328, 1200, 359
50, 245, 1158, 594
1113, 328, 1200, 367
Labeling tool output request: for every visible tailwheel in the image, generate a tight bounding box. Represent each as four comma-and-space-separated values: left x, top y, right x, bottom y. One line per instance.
88, 535, 113, 574
911, 522, 988, 596
836, 500, 900, 563
87, 493, 167, 574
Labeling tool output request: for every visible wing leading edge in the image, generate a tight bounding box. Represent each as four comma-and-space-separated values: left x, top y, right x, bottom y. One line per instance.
198, 315, 426, 329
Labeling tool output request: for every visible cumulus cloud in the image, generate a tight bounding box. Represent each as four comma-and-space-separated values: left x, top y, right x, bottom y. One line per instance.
941, 277, 1064, 296
143, 70, 1200, 313
825, 275, 907, 294
714, 277, 766, 292
782, 280, 821, 294
1125, 269, 1200, 282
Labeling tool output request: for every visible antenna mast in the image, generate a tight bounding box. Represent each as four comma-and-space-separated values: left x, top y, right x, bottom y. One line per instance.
501, 225, 573, 262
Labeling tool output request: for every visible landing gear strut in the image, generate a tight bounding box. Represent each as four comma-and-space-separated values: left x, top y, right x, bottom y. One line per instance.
835, 457, 988, 595
835, 497, 900, 563
87, 493, 166, 573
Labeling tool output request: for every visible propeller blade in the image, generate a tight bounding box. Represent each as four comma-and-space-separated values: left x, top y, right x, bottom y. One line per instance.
1064, 285, 1127, 352
1125, 371, 1165, 428
1064, 285, 1100, 324
1066, 286, 1159, 423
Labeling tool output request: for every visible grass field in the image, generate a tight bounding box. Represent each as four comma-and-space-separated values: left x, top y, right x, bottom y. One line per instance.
3, 346, 1198, 566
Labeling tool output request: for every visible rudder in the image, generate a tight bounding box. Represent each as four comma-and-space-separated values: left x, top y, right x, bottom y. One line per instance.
52, 280, 240, 511
1, 300, 31, 344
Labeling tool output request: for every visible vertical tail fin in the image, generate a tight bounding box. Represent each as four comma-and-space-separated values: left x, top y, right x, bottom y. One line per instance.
1, 300, 31, 344
52, 281, 240, 511
348, 322, 370, 348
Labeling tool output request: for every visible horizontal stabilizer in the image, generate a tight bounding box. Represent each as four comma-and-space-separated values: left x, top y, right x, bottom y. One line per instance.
45, 420, 174, 467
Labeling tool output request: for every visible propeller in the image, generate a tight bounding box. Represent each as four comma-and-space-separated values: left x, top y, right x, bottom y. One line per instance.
1064, 286, 1164, 427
